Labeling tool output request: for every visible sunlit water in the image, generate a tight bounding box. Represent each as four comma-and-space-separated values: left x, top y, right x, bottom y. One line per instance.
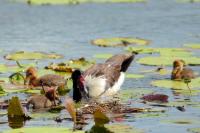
0, 0, 200, 132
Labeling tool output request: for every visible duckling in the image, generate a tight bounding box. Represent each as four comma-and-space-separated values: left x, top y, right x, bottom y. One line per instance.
25, 67, 66, 105
171, 59, 195, 80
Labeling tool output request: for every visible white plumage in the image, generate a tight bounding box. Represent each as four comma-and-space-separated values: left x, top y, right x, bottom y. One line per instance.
85, 72, 125, 97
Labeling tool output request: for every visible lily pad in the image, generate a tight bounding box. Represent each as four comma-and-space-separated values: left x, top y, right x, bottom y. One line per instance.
126, 73, 144, 79
31, 111, 60, 119
92, 37, 150, 47
162, 118, 200, 125
117, 88, 154, 101
3, 127, 84, 133
93, 53, 113, 59
105, 124, 144, 133
184, 43, 200, 49
23, 0, 146, 5
150, 100, 200, 108
126, 47, 191, 56
46, 57, 95, 72
137, 56, 200, 66
0, 83, 27, 93
135, 112, 168, 118
151, 78, 200, 95
151, 78, 200, 90
188, 128, 200, 133
4, 51, 62, 60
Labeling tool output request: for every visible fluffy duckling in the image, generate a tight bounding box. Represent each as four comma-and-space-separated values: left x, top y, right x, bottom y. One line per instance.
171, 59, 195, 80
25, 67, 66, 105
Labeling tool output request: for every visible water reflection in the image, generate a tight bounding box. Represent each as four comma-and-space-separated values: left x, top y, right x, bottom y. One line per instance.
8, 116, 25, 129
86, 124, 113, 133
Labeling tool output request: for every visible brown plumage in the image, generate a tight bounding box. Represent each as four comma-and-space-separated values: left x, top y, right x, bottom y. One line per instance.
25, 67, 66, 105
171, 60, 195, 80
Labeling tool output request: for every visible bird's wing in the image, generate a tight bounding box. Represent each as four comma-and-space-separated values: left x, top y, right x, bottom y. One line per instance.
39, 74, 65, 86
105, 53, 135, 72
83, 53, 135, 88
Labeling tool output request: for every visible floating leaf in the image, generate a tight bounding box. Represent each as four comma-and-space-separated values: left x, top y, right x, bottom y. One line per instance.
184, 43, 200, 49
188, 128, 200, 133
162, 118, 200, 125
135, 112, 168, 118
93, 53, 113, 59
141, 94, 168, 103
138, 56, 200, 66
7, 97, 25, 117
5, 51, 62, 60
126, 73, 144, 79
31, 111, 60, 119
105, 124, 144, 133
3, 127, 84, 133
0, 83, 27, 93
46, 57, 95, 72
126, 46, 155, 54
92, 37, 150, 47
151, 78, 200, 95
117, 88, 154, 101
126, 47, 191, 56
94, 108, 110, 125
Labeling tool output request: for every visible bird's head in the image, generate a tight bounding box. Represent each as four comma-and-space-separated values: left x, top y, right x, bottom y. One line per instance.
71, 69, 88, 102
25, 67, 38, 85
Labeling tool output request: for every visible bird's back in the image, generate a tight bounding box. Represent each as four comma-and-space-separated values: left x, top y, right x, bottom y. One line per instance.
38, 74, 65, 87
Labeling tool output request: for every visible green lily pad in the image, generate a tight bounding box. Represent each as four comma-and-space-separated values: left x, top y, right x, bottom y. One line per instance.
188, 128, 200, 133
92, 37, 150, 47
162, 118, 200, 125
46, 57, 95, 72
184, 43, 200, 49
151, 78, 200, 95
117, 88, 154, 101
31, 112, 60, 119
135, 112, 168, 118
0, 83, 28, 93
126, 73, 144, 79
126, 47, 191, 56
93, 53, 113, 59
137, 56, 200, 66
5, 51, 62, 60
105, 124, 144, 133
140, 68, 170, 75
3, 127, 84, 133
22, 0, 146, 5
150, 100, 200, 107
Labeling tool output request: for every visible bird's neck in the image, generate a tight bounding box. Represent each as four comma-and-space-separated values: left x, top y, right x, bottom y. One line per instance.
29, 76, 39, 86
73, 80, 82, 102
